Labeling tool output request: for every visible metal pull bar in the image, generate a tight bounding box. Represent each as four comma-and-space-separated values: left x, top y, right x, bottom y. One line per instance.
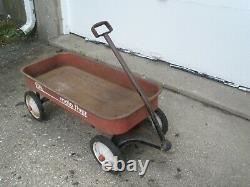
91, 21, 169, 150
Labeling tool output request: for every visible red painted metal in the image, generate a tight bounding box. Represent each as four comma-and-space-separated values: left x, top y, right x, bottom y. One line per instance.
21, 53, 161, 135
98, 155, 105, 162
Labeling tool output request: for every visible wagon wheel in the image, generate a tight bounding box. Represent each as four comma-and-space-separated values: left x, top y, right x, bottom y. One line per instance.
90, 135, 122, 172
24, 91, 44, 121
153, 108, 168, 135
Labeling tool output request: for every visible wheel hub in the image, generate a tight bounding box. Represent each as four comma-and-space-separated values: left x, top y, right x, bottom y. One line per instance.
27, 104, 32, 111
98, 154, 105, 162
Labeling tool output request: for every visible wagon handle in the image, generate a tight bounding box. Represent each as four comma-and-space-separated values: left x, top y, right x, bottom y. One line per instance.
91, 21, 113, 38
91, 21, 171, 151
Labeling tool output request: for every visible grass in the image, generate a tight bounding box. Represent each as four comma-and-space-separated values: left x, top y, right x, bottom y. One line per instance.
0, 18, 26, 45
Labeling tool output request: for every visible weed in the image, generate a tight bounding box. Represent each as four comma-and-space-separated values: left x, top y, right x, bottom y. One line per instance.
0, 18, 25, 45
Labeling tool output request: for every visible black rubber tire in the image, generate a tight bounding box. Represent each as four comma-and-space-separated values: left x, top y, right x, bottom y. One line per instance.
154, 108, 168, 135
90, 135, 122, 172
24, 91, 44, 121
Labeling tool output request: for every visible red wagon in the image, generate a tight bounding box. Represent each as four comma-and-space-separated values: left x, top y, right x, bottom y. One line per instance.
21, 21, 171, 171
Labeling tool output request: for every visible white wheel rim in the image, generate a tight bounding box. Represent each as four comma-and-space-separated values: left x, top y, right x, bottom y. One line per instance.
93, 142, 115, 168
26, 95, 40, 119
155, 113, 163, 130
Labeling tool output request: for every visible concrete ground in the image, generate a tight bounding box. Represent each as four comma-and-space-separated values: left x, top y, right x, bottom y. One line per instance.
0, 40, 250, 186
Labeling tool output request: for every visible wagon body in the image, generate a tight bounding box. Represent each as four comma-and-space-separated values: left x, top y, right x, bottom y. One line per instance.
21, 53, 161, 135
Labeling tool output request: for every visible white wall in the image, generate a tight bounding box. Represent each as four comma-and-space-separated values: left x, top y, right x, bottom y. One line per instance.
61, 0, 250, 88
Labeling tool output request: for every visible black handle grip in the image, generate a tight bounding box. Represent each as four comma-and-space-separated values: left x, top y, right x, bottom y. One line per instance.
91, 21, 113, 38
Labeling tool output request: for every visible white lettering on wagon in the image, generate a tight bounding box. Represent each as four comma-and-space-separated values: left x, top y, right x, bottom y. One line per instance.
59, 97, 87, 118
35, 82, 44, 91
34, 82, 87, 118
